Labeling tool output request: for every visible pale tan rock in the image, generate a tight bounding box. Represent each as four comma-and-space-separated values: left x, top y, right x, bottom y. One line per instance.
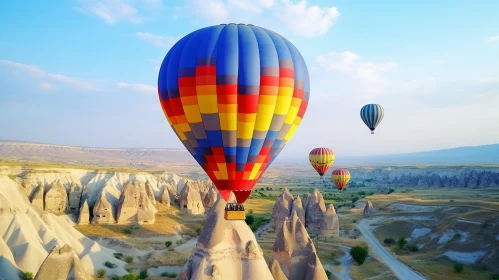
320, 204, 339, 237
290, 196, 305, 225
272, 188, 294, 232
273, 211, 327, 280
305, 251, 328, 280
203, 187, 218, 210
145, 180, 156, 204
34, 244, 91, 280
179, 198, 273, 280
68, 182, 82, 211
44, 180, 67, 213
77, 200, 90, 225
269, 258, 288, 280
160, 186, 170, 207
92, 190, 115, 224
364, 200, 375, 216
304, 188, 326, 229
116, 180, 157, 224
179, 182, 205, 215
30, 182, 44, 210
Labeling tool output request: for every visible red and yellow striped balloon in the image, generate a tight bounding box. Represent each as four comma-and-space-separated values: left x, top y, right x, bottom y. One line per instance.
309, 148, 335, 178
331, 169, 351, 191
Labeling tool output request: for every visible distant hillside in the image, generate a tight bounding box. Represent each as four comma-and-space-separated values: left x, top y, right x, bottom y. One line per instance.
0, 140, 196, 170
336, 143, 499, 166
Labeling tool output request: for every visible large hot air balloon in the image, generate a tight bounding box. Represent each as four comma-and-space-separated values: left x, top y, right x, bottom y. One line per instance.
331, 169, 350, 191
158, 24, 309, 220
309, 148, 335, 179
360, 104, 384, 134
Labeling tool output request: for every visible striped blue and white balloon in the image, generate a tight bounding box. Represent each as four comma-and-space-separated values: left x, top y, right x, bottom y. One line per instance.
360, 104, 384, 134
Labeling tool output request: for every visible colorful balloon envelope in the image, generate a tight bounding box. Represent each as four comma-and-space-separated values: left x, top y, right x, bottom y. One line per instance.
158, 24, 310, 205
331, 169, 351, 191
360, 104, 384, 134
309, 148, 335, 178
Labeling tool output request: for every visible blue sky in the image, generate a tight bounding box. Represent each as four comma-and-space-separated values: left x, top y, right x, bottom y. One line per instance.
1, 0, 498, 157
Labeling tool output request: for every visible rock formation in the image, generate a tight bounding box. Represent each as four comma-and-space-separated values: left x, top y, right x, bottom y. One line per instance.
364, 200, 374, 216
320, 204, 339, 237
34, 244, 91, 280
68, 181, 82, 211
145, 180, 156, 204
30, 182, 44, 210
116, 180, 157, 224
272, 188, 294, 231
160, 186, 170, 207
305, 252, 328, 280
269, 258, 288, 280
92, 190, 115, 224
179, 182, 205, 215
77, 200, 90, 225
44, 180, 67, 213
290, 196, 305, 225
272, 211, 328, 280
137, 190, 157, 224
179, 198, 273, 280
203, 187, 219, 210
304, 188, 326, 229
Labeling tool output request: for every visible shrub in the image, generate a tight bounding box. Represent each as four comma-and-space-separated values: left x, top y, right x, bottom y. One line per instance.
195, 226, 202, 236
388, 188, 395, 194
113, 252, 124, 259
245, 215, 255, 225
350, 246, 369, 265
358, 191, 366, 196
22, 272, 34, 280
325, 269, 332, 278
250, 224, 258, 232
351, 197, 359, 203
384, 238, 396, 246
453, 233, 462, 239
105, 261, 117, 268
334, 260, 341, 266
122, 273, 139, 280
352, 219, 357, 223
96, 269, 106, 278
407, 244, 419, 252
165, 241, 172, 248
123, 228, 133, 234
124, 256, 134, 264
454, 262, 464, 273
450, 199, 455, 203
248, 209, 254, 214
490, 273, 499, 280
161, 272, 178, 278
482, 220, 492, 228
397, 237, 408, 249
139, 269, 149, 279
111, 276, 121, 280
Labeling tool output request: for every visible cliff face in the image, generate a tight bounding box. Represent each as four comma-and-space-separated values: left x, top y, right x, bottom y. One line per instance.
350, 167, 499, 188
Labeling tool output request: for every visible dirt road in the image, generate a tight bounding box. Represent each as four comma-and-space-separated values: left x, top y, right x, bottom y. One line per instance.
357, 219, 427, 280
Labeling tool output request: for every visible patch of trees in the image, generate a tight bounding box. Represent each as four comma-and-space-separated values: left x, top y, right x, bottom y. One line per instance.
350, 245, 369, 265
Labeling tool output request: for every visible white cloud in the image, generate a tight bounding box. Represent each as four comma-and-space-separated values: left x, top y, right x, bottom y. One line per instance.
117, 82, 156, 94
40, 82, 54, 89
137, 32, 179, 49
178, 0, 338, 37
487, 35, 499, 42
476, 77, 499, 84
75, 0, 145, 24
0, 60, 99, 91
278, 0, 339, 37
314, 51, 396, 96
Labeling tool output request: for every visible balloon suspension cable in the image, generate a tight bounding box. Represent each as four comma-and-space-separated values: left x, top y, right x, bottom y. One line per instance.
224, 202, 246, 220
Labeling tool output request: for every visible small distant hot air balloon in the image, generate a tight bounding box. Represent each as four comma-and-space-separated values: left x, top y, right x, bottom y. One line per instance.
158, 24, 310, 220
360, 104, 384, 134
331, 169, 350, 191
309, 148, 335, 179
